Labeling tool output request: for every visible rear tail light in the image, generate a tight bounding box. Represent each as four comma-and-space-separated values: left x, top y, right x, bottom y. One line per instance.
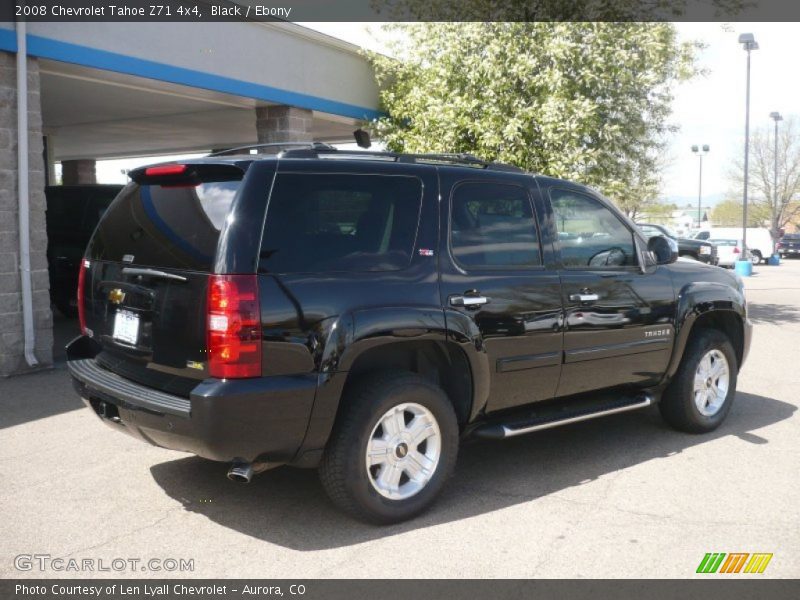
77, 259, 89, 335
207, 274, 261, 379
733, 246, 741, 254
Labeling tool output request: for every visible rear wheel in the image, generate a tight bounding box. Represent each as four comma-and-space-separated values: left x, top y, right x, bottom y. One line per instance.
319, 371, 459, 524
660, 329, 737, 433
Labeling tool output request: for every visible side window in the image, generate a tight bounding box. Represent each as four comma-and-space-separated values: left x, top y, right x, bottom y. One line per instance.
259, 173, 422, 273
550, 189, 637, 268
450, 182, 541, 269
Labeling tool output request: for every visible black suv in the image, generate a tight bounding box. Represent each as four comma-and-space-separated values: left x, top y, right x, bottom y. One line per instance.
67, 146, 751, 524
636, 222, 718, 265
777, 233, 800, 258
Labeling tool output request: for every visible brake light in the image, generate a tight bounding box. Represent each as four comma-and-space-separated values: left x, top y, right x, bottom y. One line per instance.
145, 164, 187, 177
207, 274, 261, 378
733, 246, 741, 254
77, 259, 89, 335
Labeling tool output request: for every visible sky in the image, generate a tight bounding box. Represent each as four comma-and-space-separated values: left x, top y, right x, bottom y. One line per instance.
93, 22, 799, 207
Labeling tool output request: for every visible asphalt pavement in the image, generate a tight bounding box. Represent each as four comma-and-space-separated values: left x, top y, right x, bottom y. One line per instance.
1, 259, 798, 578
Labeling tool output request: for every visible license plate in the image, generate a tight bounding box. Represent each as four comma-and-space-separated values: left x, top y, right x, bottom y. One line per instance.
113, 310, 139, 345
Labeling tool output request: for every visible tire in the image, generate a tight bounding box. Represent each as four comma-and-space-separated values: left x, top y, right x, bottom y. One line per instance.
659, 328, 737, 433
319, 371, 459, 524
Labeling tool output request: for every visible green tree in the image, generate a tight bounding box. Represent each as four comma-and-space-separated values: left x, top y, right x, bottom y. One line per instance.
711, 199, 769, 228
374, 0, 747, 21
368, 23, 697, 213
727, 116, 800, 239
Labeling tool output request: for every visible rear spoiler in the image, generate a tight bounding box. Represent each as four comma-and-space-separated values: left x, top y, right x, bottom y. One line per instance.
128, 163, 244, 186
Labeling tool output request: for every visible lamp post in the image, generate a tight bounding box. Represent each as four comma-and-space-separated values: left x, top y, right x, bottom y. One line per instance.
738, 33, 758, 270
691, 144, 710, 230
769, 111, 783, 242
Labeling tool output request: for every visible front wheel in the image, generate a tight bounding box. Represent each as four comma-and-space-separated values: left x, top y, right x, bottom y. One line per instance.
319, 371, 459, 524
659, 329, 738, 433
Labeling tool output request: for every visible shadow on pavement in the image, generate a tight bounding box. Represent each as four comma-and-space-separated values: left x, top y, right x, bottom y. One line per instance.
150, 392, 795, 550
0, 313, 82, 430
746, 302, 800, 325
0, 369, 84, 430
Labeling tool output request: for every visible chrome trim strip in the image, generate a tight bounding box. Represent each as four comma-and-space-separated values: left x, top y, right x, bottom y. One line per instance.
121, 267, 187, 282
501, 395, 652, 438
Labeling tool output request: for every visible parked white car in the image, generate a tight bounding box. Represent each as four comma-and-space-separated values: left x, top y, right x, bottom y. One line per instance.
694, 227, 774, 264
709, 238, 752, 268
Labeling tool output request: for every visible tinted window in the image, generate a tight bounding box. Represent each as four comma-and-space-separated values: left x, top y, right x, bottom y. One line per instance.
88, 180, 240, 271
550, 189, 637, 268
259, 173, 422, 273
450, 182, 541, 269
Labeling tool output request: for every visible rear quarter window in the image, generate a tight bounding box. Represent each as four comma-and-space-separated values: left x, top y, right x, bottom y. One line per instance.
258, 173, 423, 273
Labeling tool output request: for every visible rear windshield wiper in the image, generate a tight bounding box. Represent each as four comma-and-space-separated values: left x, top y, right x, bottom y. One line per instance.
121, 267, 188, 282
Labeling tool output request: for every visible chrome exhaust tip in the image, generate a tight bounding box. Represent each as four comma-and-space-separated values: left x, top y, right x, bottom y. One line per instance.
227, 462, 253, 483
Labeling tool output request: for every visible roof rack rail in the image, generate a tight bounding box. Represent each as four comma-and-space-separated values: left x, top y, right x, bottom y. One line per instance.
208, 142, 336, 157
278, 146, 523, 172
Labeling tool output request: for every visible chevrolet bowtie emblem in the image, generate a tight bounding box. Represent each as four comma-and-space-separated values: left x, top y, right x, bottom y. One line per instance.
108, 288, 126, 305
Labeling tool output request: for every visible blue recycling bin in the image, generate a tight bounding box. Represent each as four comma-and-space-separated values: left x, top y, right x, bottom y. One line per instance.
734, 260, 753, 276
768, 254, 781, 266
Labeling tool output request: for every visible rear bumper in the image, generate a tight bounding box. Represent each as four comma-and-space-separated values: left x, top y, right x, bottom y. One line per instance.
67, 337, 317, 464
696, 253, 716, 265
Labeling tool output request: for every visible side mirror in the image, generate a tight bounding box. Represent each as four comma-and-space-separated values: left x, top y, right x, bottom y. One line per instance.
647, 235, 678, 265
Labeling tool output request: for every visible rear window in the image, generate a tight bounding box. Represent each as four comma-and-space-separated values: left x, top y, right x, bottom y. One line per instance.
259, 173, 422, 273
88, 180, 240, 271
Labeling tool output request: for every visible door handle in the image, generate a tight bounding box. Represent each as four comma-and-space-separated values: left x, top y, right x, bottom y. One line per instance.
450, 295, 489, 308
569, 293, 599, 303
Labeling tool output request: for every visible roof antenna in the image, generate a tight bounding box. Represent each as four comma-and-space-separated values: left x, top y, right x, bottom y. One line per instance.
354, 129, 371, 149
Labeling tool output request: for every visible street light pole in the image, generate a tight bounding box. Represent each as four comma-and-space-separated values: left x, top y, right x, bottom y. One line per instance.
739, 33, 758, 261
770, 111, 783, 240
691, 144, 710, 229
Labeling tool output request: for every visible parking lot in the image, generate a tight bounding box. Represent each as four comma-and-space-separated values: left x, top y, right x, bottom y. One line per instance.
1, 260, 798, 579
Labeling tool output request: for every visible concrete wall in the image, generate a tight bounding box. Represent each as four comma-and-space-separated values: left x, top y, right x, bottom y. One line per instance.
0, 51, 53, 376
61, 159, 97, 185
14, 21, 380, 120
256, 105, 313, 144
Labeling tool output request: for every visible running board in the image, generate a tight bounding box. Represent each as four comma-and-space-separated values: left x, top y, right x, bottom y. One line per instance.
473, 394, 654, 440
